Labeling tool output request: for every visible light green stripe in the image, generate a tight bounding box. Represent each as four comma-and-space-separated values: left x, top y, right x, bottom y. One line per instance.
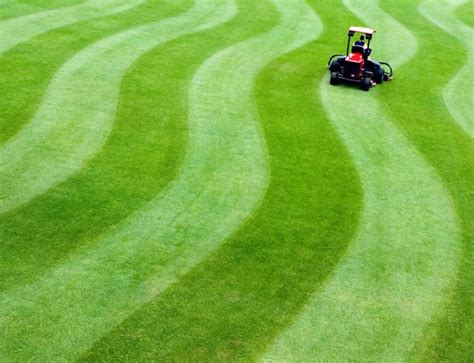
262, 1, 460, 361
0, 0, 233, 214
0, 0, 322, 360
0, 0, 145, 54
419, 0, 474, 137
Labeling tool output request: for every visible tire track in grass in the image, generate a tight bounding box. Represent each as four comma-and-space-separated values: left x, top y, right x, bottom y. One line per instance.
0, 0, 263, 360
80, 1, 322, 360
263, 1, 461, 360
0, 0, 235, 214
0, 0, 145, 54
419, 0, 473, 137
379, 0, 474, 359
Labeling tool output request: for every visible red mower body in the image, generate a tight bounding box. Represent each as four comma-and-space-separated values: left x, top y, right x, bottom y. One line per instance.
347, 52, 364, 63
345, 52, 365, 79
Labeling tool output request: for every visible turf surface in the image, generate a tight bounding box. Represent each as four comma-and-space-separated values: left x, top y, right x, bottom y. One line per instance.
0, 0, 472, 361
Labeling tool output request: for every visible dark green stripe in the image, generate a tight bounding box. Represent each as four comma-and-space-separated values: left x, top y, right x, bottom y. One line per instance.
80, 3, 362, 361
0, 3, 43, 21
380, 0, 474, 360
457, 0, 474, 27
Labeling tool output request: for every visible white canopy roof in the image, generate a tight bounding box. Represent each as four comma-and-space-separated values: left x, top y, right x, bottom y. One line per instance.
349, 26, 376, 35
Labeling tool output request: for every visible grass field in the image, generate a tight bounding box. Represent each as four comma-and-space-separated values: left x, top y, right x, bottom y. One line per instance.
0, 0, 473, 361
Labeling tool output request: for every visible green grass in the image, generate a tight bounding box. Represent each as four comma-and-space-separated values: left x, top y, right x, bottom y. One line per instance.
0, 0, 86, 20
0, 0, 472, 361
0, 0, 182, 143
80, 2, 361, 360
1, 0, 194, 291
457, 0, 474, 27
380, 0, 474, 360
0, 0, 240, 214
263, 1, 462, 360
21, 0, 85, 7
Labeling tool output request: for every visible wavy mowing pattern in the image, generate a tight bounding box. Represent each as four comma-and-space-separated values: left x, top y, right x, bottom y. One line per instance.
0, 0, 321, 360
263, 0, 460, 360
0, 0, 236, 214
0, 0, 145, 54
0, 0, 238, 360
419, 0, 474, 137
0, 0, 157, 148
79, 1, 323, 360
0, 0, 203, 291
382, 0, 474, 359
0, 0, 149, 212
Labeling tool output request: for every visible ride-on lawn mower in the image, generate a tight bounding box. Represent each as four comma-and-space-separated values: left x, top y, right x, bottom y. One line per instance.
327, 26, 393, 91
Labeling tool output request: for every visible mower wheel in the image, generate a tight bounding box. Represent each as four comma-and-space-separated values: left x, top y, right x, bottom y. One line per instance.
329, 60, 341, 72
361, 77, 371, 91
330, 72, 339, 85
375, 68, 384, 84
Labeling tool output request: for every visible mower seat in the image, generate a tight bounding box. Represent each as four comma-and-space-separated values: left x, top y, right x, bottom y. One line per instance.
351, 45, 366, 55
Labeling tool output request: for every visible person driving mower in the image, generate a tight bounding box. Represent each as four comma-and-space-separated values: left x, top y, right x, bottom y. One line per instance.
354, 35, 367, 48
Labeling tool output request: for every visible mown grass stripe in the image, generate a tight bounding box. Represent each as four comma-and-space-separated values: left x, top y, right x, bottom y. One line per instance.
419, 0, 473, 137
262, 1, 461, 360
379, 0, 474, 359
0, 0, 237, 214
77, 1, 330, 361
0, 1, 244, 360
0, 0, 145, 54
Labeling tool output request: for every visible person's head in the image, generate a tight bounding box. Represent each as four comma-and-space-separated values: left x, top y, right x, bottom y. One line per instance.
360, 35, 365, 41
